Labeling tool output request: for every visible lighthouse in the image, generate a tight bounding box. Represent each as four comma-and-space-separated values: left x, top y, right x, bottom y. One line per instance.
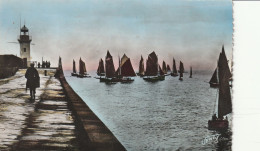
18, 25, 32, 67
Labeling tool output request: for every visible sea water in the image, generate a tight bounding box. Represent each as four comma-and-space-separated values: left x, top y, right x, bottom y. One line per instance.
65, 70, 231, 151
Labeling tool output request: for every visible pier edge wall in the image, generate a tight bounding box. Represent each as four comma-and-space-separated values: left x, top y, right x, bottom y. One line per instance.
57, 72, 126, 151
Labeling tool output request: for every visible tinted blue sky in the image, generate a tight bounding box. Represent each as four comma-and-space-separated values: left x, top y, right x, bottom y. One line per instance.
0, 0, 233, 70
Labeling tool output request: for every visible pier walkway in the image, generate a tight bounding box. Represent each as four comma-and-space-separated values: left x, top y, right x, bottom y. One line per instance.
0, 68, 125, 151
0, 69, 79, 150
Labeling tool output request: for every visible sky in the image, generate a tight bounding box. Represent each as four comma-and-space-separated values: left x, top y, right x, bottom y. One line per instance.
0, 0, 233, 71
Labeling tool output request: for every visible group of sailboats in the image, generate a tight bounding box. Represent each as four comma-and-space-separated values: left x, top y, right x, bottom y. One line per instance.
208, 45, 232, 131
69, 46, 231, 132
98, 51, 136, 83
71, 58, 91, 78
71, 50, 193, 82
137, 52, 192, 82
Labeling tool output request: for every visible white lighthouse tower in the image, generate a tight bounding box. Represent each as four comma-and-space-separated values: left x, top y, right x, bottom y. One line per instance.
18, 25, 32, 67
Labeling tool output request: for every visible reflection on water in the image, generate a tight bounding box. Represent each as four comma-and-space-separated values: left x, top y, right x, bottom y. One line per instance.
65, 70, 231, 151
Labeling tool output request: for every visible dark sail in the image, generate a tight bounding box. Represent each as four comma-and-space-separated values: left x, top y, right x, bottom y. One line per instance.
105, 50, 116, 78
97, 58, 105, 76
139, 55, 145, 76
190, 66, 192, 78
79, 58, 87, 75
162, 61, 167, 74
79, 58, 83, 74
83, 62, 87, 73
116, 54, 136, 77
179, 61, 184, 78
73, 59, 76, 73
220, 45, 232, 79
167, 64, 171, 72
145, 51, 158, 76
172, 58, 178, 75
209, 68, 218, 84
218, 47, 232, 118
209, 46, 231, 86
159, 65, 164, 76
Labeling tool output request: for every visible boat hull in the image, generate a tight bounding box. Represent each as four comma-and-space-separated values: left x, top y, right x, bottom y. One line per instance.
209, 82, 232, 88
143, 76, 165, 82
100, 77, 119, 83
209, 82, 219, 88
77, 74, 91, 78
71, 73, 78, 76
120, 77, 134, 83
97, 73, 105, 76
208, 119, 229, 131
94, 76, 105, 79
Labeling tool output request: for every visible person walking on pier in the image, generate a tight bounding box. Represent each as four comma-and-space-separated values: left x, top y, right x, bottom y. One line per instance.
25, 63, 40, 100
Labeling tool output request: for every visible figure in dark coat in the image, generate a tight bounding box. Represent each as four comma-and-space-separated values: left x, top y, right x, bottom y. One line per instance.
25, 63, 40, 100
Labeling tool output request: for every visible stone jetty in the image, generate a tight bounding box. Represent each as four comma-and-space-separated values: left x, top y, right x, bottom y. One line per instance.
0, 69, 125, 151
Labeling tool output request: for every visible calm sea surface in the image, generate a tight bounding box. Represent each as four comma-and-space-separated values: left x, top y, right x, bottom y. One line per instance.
65, 70, 231, 151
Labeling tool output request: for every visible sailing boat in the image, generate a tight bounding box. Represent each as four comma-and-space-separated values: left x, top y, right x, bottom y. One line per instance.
162, 61, 167, 75
96, 58, 105, 78
179, 61, 184, 81
209, 46, 232, 88
77, 58, 91, 78
71, 59, 78, 76
143, 51, 165, 82
137, 55, 145, 77
189, 66, 192, 78
100, 50, 118, 83
208, 47, 232, 131
167, 64, 171, 73
116, 54, 136, 83
171, 58, 178, 77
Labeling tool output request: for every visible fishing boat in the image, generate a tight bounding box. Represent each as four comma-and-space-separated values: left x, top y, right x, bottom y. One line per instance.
100, 51, 118, 83
171, 58, 178, 77
95, 58, 105, 79
143, 51, 165, 82
209, 46, 232, 88
116, 54, 136, 83
208, 48, 232, 131
77, 58, 91, 78
189, 66, 192, 78
167, 64, 171, 73
179, 61, 184, 81
137, 55, 145, 77
162, 61, 167, 75
71, 59, 78, 76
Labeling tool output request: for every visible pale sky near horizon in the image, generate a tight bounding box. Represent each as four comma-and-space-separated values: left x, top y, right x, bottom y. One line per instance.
0, 0, 233, 71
